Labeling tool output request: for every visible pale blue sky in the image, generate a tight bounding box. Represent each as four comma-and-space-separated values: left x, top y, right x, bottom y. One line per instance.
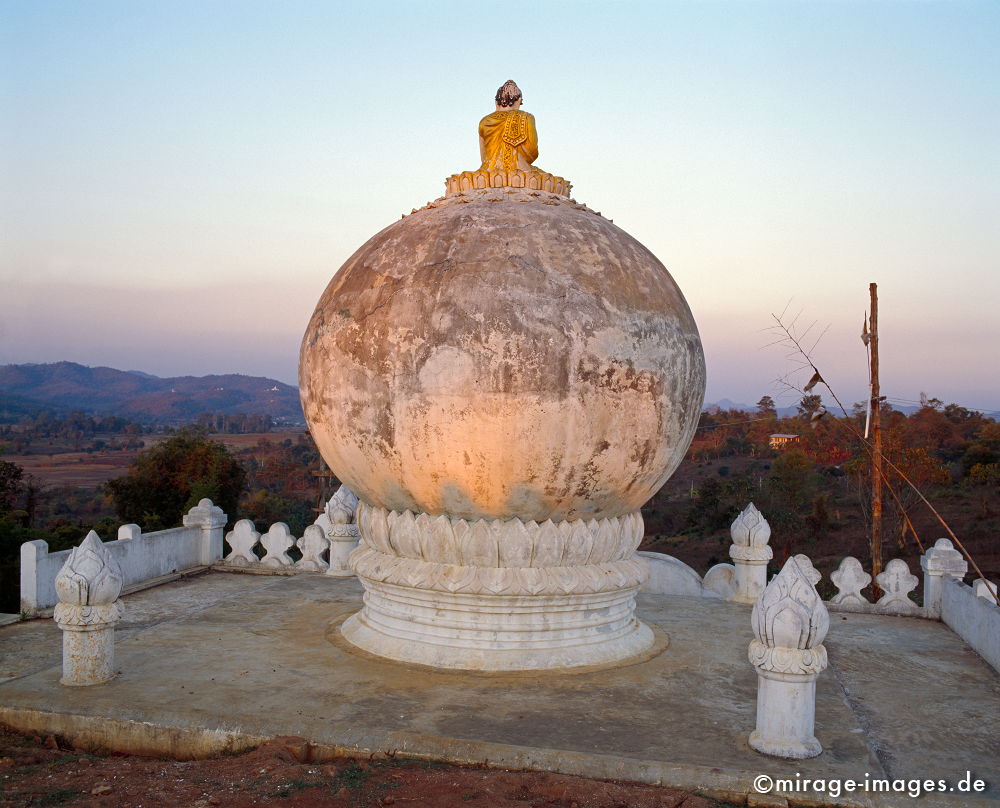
2, 0, 998, 411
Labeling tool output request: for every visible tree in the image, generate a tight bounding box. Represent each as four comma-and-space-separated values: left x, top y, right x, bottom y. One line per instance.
756, 396, 776, 417
967, 463, 1000, 517
959, 421, 1000, 477
0, 460, 24, 515
764, 449, 818, 543
883, 447, 950, 548
242, 488, 314, 536
106, 429, 246, 530
685, 474, 756, 535
905, 401, 958, 452
960, 441, 999, 478
796, 394, 822, 418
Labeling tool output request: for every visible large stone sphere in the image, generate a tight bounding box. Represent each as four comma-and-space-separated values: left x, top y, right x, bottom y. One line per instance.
300, 188, 705, 522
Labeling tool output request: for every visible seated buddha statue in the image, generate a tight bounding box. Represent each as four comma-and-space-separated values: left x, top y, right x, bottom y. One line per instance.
478, 80, 541, 172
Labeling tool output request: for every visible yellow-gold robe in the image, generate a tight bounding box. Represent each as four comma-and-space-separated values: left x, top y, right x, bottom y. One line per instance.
478, 109, 539, 172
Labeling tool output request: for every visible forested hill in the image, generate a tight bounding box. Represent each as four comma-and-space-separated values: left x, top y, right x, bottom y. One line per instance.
0, 362, 303, 423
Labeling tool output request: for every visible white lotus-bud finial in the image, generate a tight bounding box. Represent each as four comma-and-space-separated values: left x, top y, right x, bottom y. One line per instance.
731, 503, 771, 547
326, 485, 359, 525
55, 531, 124, 607
751, 555, 828, 650
748, 554, 830, 759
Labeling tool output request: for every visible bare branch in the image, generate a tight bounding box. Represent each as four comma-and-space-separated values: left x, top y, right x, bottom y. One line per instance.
808, 323, 831, 356
767, 307, 998, 605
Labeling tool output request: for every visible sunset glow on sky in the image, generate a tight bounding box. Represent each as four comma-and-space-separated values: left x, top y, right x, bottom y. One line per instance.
2, 1, 998, 412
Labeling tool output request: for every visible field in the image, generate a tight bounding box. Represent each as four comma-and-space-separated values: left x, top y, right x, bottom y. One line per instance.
8, 450, 140, 488
4, 432, 307, 490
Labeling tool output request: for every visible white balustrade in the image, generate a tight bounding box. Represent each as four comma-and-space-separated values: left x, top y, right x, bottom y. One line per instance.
20, 499, 227, 615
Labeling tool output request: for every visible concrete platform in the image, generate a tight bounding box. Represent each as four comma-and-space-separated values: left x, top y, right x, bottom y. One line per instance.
1, 571, 997, 807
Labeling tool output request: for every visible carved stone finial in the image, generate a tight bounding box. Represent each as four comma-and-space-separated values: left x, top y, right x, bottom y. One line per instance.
54, 532, 125, 686
55, 531, 124, 607
326, 485, 359, 526
875, 558, 920, 615
790, 553, 822, 587
259, 523, 295, 568
728, 503, 773, 604
751, 555, 828, 653
829, 556, 872, 609
731, 503, 771, 547
295, 525, 330, 572
748, 555, 829, 759
310, 487, 361, 577
223, 520, 261, 566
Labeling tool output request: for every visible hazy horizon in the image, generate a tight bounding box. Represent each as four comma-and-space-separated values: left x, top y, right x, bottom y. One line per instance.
5, 357, 997, 420
3, 1, 998, 412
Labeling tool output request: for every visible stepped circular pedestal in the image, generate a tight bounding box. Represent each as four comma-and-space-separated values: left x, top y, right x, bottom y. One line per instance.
300, 184, 705, 670
340, 503, 653, 670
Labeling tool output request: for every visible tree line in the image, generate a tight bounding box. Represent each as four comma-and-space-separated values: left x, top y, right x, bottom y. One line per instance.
0, 428, 330, 612
0, 409, 277, 455
645, 394, 999, 582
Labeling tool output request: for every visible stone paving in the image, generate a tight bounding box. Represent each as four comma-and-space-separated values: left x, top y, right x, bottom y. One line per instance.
0, 571, 997, 807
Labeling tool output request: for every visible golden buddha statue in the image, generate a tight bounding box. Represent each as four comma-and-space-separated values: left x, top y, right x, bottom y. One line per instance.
478, 80, 539, 172
443, 81, 570, 197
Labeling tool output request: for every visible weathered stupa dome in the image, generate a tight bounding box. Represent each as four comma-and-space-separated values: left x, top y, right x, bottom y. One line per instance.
301, 191, 704, 522
300, 82, 705, 670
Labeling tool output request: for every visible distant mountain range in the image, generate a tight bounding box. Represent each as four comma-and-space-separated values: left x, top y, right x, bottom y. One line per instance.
3, 363, 991, 426
0, 362, 303, 423
704, 398, 803, 417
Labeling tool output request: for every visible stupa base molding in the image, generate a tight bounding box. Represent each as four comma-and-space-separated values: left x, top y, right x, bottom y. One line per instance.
341, 583, 654, 671
340, 505, 655, 671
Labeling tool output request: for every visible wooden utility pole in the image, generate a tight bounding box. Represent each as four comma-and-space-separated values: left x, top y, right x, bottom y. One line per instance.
869, 282, 883, 595
313, 456, 337, 515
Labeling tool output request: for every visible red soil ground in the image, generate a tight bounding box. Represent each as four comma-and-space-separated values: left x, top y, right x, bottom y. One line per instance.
0, 728, 745, 808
